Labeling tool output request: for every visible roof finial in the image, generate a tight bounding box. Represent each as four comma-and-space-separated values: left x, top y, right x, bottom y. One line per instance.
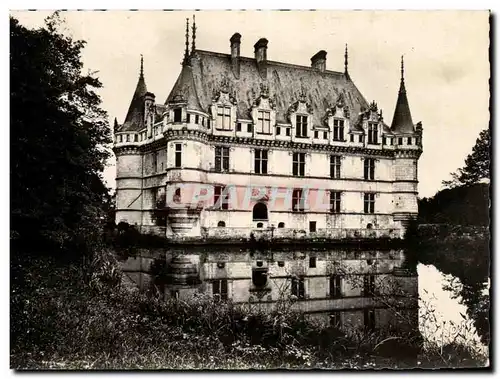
140, 54, 144, 78
399, 55, 406, 93
344, 43, 350, 79
401, 55, 404, 81
191, 14, 196, 54
183, 18, 190, 65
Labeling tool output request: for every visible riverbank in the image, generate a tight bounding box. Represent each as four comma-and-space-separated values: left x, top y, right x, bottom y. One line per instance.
11, 250, 488, 370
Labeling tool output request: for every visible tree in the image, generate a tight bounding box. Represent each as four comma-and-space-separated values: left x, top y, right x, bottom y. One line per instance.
443, 128, 490, 188
10, 13, 112, 256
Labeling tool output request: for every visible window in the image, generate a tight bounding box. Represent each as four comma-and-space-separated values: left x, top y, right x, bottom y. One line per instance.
175, 143, 182, 168
364, 158, 375, 180
329, 275, 342, 298
363, 275, 375, 296
202, 117, 205, 127
296, 115, 308, 138
350, 134, 354, 142
278, 261, 285, 267
278, 222, 285, 228
364, 309, 376, 331
247, 124, 253, 133
252, 268, 268, 287
390, 137, 394, 146
126, 134, 130, 142
330, 191, 341, 213
368, 123, 378, 144
186, 114, 191, 123
213, 279, 228, 301
330, 155, 341, 179
135, 134, 139, 142
257, 110, 271, 134
153, 151, 158, 173
254, 149, 268, 174
398, 137, 403, 145
253, 203, 268, 221
309, 221, 316, 233
407, 137, 412, 145
215, 146, 230, 172
214, 186, 229, 210
173, 108, 182, 123
256, 222, 263, 228
364, 193, 375, 214
217, 221, 226, 227
174, 188, 181, 204
309, 256, 316, 268
286, 128, 291, 137
292, 152, 305, 176
291, 277, 305, 299
382, 136, 386, 145
207, 119, 211, 129
236, 122, 241, 132
292, 188, 304, 212
330, 312, 342, 328
323, 131, 328, 139
333, 119, 345, 141
314, 131, 319, 139
217, 106, 231, 130
358, 135, 364, 143
276, 126, 281, 135
194, 114, 199, 124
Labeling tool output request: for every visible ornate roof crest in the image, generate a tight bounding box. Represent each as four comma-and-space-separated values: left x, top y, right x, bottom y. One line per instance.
259, 82, 270, 98
336, 92, 346, 108
369, 101, 378, 112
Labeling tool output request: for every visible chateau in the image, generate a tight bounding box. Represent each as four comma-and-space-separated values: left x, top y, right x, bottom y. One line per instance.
113, 18, 423, 241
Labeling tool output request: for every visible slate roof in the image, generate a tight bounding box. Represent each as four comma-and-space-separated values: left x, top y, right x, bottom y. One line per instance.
166, 50, 370, 131
390, 74, 415, 134
120, 73, 148, 132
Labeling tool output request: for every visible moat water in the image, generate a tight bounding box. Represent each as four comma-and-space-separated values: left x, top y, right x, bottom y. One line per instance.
118, 246, 489, 356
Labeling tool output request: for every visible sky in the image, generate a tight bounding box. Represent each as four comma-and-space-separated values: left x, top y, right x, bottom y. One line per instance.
11, 10, 490, 198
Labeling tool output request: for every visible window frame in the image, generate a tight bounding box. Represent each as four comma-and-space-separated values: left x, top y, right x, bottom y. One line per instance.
254, 149, 268, 174
215, 146, 230, 172
292, 152, 306, 177
216, 105, 232, 130
330, 191, 341, 213
257, 110, 271, 134
363, 193, 375, 214
333, 119, 345, 141
295, 115, 308, 138
330, 155, 341, 179
175, 143, 182, 168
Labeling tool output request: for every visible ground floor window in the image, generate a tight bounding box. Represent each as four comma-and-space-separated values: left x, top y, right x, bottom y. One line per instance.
213, 279, 228, 300
291, 277, 305, 299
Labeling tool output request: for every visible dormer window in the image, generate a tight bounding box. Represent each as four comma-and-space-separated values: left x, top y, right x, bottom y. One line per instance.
296, 115, 308, 138
333, 119, 345, 141
173, 108, 182, 123
217, 106, 231, 130
367, 123, 378, 144
257, 110, 271, 134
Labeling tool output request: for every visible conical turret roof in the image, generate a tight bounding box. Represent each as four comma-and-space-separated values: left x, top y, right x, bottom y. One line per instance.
391, 56, 415, 134
121, 57, 148, 131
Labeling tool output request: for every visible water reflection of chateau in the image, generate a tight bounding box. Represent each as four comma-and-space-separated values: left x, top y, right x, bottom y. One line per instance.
122, 248, 418, 330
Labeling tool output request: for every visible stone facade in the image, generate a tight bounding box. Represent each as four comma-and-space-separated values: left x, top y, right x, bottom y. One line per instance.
113, 20, 423, 241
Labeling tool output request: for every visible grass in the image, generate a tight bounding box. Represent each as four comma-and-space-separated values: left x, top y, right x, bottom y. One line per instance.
10, 249, 488, 370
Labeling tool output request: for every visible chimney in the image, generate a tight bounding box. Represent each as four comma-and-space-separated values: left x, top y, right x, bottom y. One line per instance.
254, 38, 268, 78
230, 33, 241, 79
311, 50, 327, 72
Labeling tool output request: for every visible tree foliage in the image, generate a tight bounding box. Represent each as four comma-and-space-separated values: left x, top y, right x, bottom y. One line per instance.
418, 183, 489, 226
443, 128, 490, 188
10, 13, 112, 255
